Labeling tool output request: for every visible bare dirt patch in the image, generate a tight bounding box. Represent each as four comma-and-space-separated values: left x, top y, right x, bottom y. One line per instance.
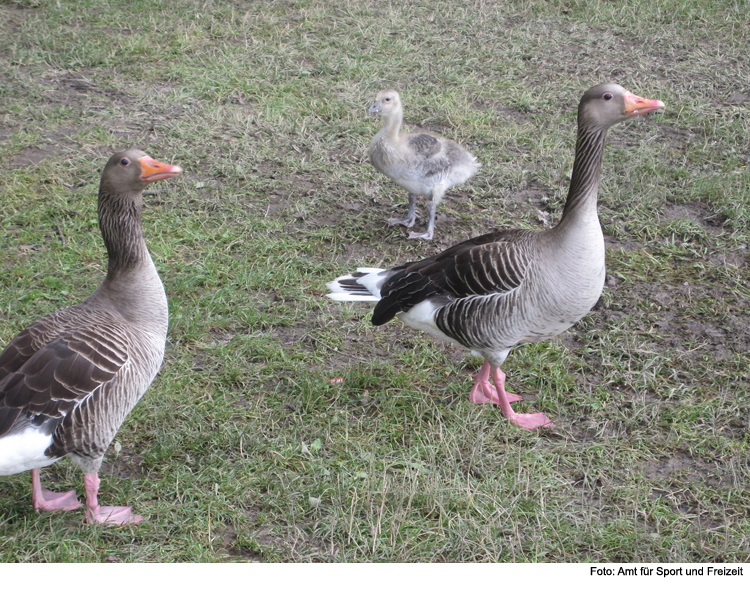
662, 200, 728, 234
642, 452, 733, 488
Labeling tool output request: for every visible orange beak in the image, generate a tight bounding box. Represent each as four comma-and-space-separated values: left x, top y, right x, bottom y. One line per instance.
138, 156, 183, 183
623, 91, 665, 117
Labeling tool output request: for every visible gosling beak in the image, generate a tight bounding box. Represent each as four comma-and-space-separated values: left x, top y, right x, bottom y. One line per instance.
624, 91, 665, 117
368, 101, 382, 114
138, 156, 183, 183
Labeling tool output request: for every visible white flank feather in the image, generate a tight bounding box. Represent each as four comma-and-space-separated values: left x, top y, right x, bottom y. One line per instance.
0, 428, 58, 476
398, 300, 458, 344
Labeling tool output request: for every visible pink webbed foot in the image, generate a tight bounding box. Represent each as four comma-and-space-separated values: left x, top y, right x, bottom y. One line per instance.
34, 489, 84, 512
507, 412, 555, 430
86, 506, 144, 525
468, 362, 522, 405
488, 366, 555, 431
84, 473, 144, 526
31, 469, 83, 512
469, 376, 523, 404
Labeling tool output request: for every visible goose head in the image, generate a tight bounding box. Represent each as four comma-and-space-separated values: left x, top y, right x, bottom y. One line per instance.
100, 149, 183, 195
368, 89, 402, 117
578, 83, 664, 129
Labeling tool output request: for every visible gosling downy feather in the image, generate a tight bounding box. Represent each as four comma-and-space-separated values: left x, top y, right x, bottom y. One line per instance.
368, 89, 480, 240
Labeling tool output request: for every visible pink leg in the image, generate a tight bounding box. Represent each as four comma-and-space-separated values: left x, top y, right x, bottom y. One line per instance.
83, 473, 144, 525
490, 367, 554, 430
31, 469, 83, 512
468, 361, 522, 404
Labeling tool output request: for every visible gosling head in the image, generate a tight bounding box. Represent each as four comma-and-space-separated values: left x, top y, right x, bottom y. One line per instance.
368, 89, 402, 117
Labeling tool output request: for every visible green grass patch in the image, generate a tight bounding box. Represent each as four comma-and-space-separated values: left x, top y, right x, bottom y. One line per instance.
0, 0, 748, 562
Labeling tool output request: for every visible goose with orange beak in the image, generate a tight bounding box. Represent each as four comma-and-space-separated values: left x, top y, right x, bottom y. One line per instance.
328, 84, 664, 430
0, 149, 181, 524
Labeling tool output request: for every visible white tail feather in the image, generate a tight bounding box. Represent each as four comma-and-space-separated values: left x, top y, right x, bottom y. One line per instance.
326, 292, 380, 302
326, 277, 356, 293
326, 268, 388, 302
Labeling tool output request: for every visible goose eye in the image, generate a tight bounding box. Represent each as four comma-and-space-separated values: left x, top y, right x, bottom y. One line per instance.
384, 97, 391, 102
120, 157, 130, 166
603, 93, 613, 101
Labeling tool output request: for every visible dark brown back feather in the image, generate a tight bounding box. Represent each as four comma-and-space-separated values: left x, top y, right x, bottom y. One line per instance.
372, 261, 444, 326
0, 328, 38, 381
371, 228, 532, 325
0, 327, 127, 439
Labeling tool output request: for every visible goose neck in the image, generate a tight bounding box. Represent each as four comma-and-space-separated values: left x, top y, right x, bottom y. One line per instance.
381, 108, 403, 141
98, 188, 150, 280
558, 124, 609, 224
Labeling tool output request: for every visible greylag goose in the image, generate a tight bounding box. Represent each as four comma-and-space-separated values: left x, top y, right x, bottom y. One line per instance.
0, 149, 181, 524
330, 84, 664, 430
368, 89, 481, 240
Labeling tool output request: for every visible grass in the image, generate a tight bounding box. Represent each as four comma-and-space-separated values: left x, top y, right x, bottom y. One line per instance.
1, 0, 749, 562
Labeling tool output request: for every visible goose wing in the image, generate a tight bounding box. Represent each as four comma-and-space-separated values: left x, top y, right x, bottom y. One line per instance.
0, 321, 128, 438
408, 134, 454, 178
372, 228, 532, 325
424, 228, 531, 296
408, 134, 441, 159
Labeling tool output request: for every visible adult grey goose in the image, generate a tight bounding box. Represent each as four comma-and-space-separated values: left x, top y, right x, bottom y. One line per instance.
0, 149, 182, 524
329, 84, 664, 430
368, 89, 481, 240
